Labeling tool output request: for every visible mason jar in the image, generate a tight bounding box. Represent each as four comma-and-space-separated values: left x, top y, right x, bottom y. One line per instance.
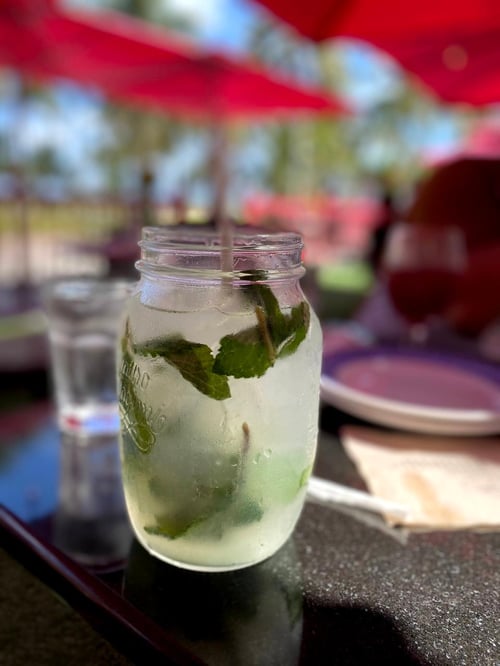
117, 227, 322, 572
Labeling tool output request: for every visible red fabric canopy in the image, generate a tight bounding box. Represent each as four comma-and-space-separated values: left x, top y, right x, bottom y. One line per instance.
0, 0, 349, 119
370, 28, 500, 107
251, 0, 500, 106
252, 0, 500, 43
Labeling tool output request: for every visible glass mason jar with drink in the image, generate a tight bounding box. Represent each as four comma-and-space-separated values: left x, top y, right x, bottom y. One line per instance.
117, 228, 322, 572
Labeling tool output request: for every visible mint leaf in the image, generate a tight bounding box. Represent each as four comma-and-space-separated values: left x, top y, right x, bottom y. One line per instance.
276, 301, 310, 358
135, 336, 231, 401
231, 498, 264, 525
119, 321, 156, 453
145, 494, 264, 539
145, 462, 240, 539
144, 485, 234, 539
144, 496, 264, 539
214, 325, 273, 378
298, 463, 313, 489
145, 519, 199, 539
243, 269, 268, 283
214, 285, 310, 379
252, 284, 284, 337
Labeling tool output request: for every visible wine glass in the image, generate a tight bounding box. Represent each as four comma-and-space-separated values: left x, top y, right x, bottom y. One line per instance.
381, 222, 467, 344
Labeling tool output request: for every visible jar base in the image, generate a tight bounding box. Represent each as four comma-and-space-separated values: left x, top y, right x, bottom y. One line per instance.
134, 530, 283, 573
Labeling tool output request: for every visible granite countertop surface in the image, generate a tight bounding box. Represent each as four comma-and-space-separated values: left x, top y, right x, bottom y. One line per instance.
0, 405, 499, 665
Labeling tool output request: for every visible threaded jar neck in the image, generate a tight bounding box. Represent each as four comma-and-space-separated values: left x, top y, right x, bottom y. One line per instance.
136, 227, 305, 283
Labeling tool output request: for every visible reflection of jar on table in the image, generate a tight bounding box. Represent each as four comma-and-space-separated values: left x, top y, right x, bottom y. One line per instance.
124, 537, 303, 665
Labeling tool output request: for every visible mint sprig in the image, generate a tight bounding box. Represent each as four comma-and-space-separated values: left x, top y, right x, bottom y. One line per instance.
213, 285, 310, 379
135, 336, 231, 401
130, 284, 310, 399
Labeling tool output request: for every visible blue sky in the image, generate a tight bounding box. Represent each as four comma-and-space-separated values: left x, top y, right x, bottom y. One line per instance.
167, 0, 259, 50
67, 0, 261, 51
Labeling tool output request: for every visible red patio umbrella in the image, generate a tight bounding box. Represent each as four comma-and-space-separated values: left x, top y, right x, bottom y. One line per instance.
250, 0, 500, 107
251, 0, 500, 43
368, 27, 500, 107
0, 0, 348, 118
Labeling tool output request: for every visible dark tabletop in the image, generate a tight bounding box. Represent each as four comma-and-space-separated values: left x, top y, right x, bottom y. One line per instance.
0, 400, 498, 666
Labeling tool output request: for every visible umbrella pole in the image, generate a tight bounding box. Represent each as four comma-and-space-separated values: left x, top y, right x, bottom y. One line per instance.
13, 81, 31, 289
16, 169, 31, 287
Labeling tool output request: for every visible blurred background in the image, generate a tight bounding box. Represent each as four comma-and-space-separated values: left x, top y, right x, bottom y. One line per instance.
1, 0, 500, 391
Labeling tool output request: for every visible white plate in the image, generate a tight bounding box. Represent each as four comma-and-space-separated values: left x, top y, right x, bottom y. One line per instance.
321, 349, 500, 435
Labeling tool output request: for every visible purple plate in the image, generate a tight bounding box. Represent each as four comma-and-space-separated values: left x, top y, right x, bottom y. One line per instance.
321, 347, 500, 435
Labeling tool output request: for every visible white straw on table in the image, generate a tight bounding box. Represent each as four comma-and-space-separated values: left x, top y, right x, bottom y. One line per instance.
307, 475, 409, 520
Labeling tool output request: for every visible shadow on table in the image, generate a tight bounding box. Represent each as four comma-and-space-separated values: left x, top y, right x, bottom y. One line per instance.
300, 601, 437, 665
123, 538, 437, 666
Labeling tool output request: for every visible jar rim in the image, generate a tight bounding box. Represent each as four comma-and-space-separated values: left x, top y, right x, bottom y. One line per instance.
140, 226, 303, 253
137, 226, 305, 282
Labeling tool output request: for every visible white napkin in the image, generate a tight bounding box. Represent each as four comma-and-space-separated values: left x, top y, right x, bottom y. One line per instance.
341, 425, 500, 528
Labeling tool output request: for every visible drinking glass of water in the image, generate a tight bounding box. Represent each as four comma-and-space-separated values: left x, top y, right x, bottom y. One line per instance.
42, 276, 133, 567
43, 276, 132, 435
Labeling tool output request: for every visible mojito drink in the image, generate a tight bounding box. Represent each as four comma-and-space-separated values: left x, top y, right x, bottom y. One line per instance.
118, 233, 322, 571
